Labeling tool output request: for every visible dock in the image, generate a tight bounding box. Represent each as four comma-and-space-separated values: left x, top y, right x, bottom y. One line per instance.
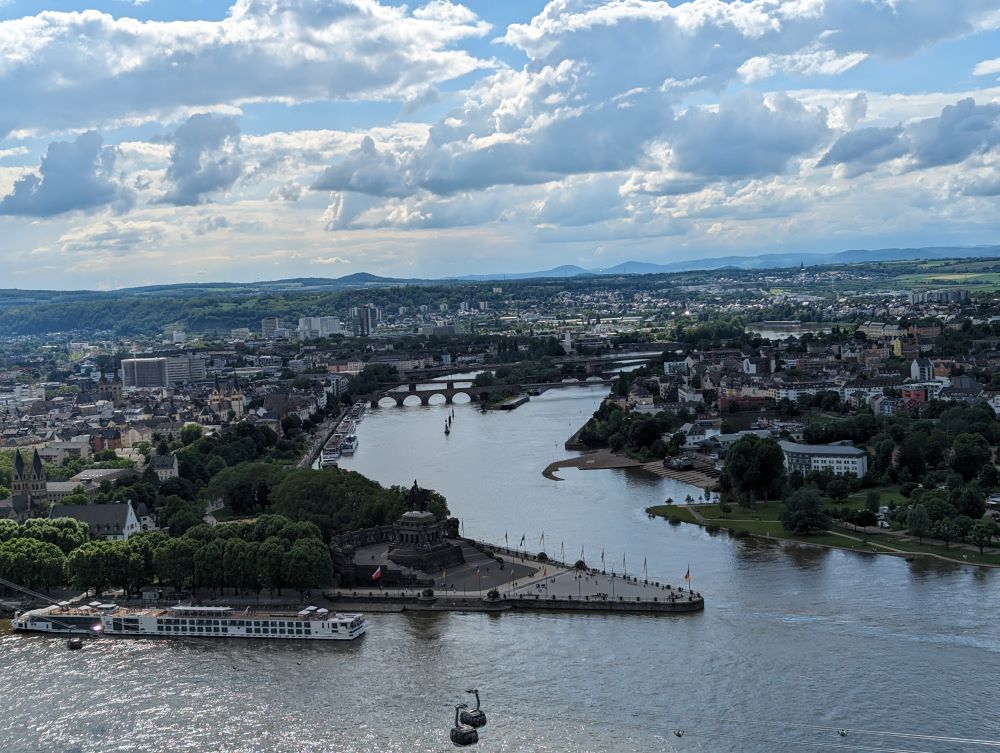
488, 394, 530, 411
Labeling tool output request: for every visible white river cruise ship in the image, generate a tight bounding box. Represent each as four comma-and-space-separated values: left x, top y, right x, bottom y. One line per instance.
12, 603, 366, 641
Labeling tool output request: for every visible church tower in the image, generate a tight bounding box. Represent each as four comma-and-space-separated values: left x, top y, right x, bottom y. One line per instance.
11, 449, 47, 511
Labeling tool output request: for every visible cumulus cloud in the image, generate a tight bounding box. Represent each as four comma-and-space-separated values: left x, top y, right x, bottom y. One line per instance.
312, 136, 411, 197
818, 126, 907, 176
972, 57, 1000, 76
269, 181, 304, 202
0, 0, 491, 137
160, 114, 243, 205
194, 215, 230, 235
738, 47, 868, 83
56, 219, 166, 254
0, 132, 130, 217
312, 0, 991, 208
502, 0, 994, 93
907, 97, 1000, 168
669, 92, 830, 179
817, 97, 1000, 174
954, 174, 1000, 196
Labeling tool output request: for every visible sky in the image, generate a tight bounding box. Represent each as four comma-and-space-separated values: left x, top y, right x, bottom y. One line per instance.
1, 0, 999, 289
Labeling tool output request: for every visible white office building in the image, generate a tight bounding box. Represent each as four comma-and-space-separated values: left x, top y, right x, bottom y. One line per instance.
779, 441, 869, 478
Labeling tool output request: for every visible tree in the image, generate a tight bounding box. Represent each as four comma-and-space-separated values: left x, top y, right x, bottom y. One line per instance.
952, 483, 986, 520
105, 541, 143, 594
154, 538, 197, 591
258, 537, 288, 595
846, 509, 878, 530
180, 423, 203, 446
193, 539, 225, 595
270, 469, 448, 540
159, 495, 206, 536
21, 518, 89, 554
780, 487, 829, 535
723, 435, 786, 507
865, 491, 880, 513
930, 519, 960, 550
980, 464, 999, 490
0, 538, 65, 590
282, 538, 333, 597
826, 479, 850, 503
949, 433, 992, 482
66, 541, 114, 594
906, 504, 930, 543
967, 522, 994, 554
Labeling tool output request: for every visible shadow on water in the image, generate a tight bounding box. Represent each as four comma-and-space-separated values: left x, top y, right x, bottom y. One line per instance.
400, 611, 450, 640
780, 542, 832, 569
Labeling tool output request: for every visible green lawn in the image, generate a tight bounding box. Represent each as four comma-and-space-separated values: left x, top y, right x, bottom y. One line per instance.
646, 505, 701, 525
647, 499, 1000, 566
833, 485, 906, 508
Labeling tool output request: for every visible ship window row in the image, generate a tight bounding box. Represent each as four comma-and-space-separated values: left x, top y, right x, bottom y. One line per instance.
155, 620, 313, 635
157, 625, 314, 635
158, 618, 306, 627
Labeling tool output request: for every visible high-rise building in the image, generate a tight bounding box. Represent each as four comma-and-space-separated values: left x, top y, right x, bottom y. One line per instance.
319, 316, 341, 336
353, 307, 373, 337
122, 356, 208, 388
261, 318, 282, 339
298, 316, 343, 340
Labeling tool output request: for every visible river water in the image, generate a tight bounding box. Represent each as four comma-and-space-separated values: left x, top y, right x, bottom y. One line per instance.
3, 385, 999, 753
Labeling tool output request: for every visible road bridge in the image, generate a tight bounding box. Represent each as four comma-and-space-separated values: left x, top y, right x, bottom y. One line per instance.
370, 378, 615, 407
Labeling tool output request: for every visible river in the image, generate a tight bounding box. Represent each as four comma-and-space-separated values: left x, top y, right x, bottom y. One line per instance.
2, 385, 999, 753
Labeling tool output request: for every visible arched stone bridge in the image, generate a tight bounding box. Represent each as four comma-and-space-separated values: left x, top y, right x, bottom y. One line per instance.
370, 378, 615, 407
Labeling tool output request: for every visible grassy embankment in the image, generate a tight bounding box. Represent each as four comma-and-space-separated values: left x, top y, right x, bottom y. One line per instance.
648, 495, 1000, 566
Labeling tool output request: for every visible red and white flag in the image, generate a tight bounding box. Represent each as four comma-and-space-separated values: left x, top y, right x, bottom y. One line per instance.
371, 566, 382, 581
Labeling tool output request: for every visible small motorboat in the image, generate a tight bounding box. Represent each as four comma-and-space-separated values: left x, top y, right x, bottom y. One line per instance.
67, 637, 84, 650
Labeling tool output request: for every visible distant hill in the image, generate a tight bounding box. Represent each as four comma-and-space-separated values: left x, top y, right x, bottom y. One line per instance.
456, 264, 594, 281
587, 245, 1000, 275
448, 245, 1000, 280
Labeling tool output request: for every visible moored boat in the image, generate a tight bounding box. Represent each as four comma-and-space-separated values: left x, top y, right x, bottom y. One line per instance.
13, 603, 366, 641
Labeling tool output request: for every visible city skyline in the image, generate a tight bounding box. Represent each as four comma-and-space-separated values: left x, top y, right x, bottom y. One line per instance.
1, 0, 999, 289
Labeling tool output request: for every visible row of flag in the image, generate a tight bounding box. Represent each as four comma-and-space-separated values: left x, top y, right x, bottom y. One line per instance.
502, 530, 690, 583
375, 561, 688, 583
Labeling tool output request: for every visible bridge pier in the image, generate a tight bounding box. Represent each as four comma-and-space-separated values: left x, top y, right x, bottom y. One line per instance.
394, 395, 406, 407
445, 394, 454, 405
420, 394, 431, 406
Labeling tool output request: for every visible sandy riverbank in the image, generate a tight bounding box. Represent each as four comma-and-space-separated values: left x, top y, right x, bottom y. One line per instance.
543, 449, 641, 480
544, 448, 718, 491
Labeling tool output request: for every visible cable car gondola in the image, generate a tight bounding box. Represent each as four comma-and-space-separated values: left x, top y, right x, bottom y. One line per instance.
450, 704, 479, 747
460, 688, 487, 728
